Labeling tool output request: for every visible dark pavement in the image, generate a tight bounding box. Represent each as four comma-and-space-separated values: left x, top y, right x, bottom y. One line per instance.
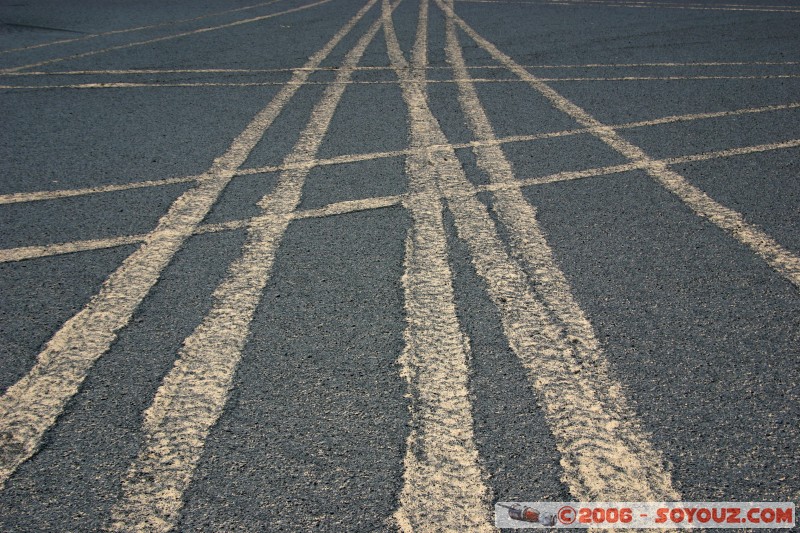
0, 0, 798, 530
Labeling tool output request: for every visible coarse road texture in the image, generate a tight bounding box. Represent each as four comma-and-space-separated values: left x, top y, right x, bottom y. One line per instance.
0, 0, 798, 530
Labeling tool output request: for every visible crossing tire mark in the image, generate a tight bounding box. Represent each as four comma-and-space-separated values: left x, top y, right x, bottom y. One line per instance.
0, 0, 335, 74
505, 139, 800, 189
663, 139, 800, 165
0, 234, 149, 263
453, 0, 800, 12
107, 2, 398, 530
2, 137, 798, 265
553, 0, 800, 8
5, 101, 796, 207
292, 194, 404, 219
619, 102, 800, 130
545, 0, 800, 12
0, 0, 379, 491
0, 195, 405, 262
2, 61, 797, 77
4, 74, 800, 90
441, 0, 800, 290
196, 195, 405, 233
0, 175, 202, 205
0, 0, 285, 55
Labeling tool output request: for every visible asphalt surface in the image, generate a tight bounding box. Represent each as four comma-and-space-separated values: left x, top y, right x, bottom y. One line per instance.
0, 0, 799, 530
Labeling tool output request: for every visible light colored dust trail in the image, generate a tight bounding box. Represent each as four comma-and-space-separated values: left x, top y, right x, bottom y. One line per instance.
0, 0, 334, 74
3, 73, 800, 89
107, 2, 396, 531
0, 234, 149, 263
454, 0, 800, 13
2, 136, 797, 264
0, 0, 285, 55
0, 194, 405, 263
438, 0, 679, 505
383, 0, 493, 530
3, 61, 798, 76
553, 0, 800, 8
4, 100, 796, 208
0, 175, 201, 205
